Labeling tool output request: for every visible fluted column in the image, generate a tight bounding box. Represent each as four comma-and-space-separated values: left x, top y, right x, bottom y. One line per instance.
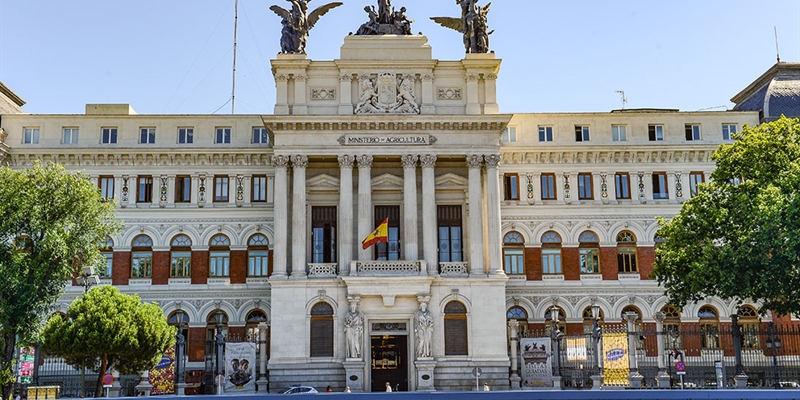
338, 155, 355, 275
357, 155, 374, 261
420, 155, 437, 275
484, 154, 504, 275
466, 155, 485, 276
291, 155, 308, 278
402, 155, 419, 261
271, 156, 290, 278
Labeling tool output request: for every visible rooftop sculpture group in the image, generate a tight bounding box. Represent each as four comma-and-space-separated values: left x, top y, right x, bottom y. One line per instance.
355, 0, 414, 35
431, 0, 492, 54
270, 0, 343, 54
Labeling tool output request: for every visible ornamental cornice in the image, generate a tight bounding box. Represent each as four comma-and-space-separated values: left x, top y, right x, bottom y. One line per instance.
8, 151, 274, 168
262, 116, 510, 133
501, 215, 660, 221
500, 147, 716, 165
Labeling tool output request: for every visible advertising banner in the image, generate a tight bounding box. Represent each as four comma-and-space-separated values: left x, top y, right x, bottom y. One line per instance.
520, 337, 552, 388
602, 332, 630, 386
224, 342, 257, 393
149, 345, 175, 395
566, 337, 587, 361
17, 347, 35, 384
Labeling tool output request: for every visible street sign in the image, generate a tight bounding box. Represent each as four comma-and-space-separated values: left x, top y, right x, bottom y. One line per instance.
102, 374, 114, 386
675, 361, 686, 375
472, 367, 482, 377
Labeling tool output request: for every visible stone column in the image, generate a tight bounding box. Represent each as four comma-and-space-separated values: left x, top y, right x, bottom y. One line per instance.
293, 74, 308, 115
357, 155, 374, 262
338, 155, 355, 275
291, 155, 308, 278
593, 173, 604, 204
483, 73, 499, 114
643, 172, 654, 203
653, 311, 671, 388
667, 172, 678, 204
680, 171, 691, 202
624, 312, 645, 387
274, 74, 289, 114
338, 74, 353, 114
256, 322, 269, 391
508, 320, 521, 390
421, 74, 435, 114
402, 155, 419, 261
531, 172, 541, 204
466, 155, 485, 276
271, 155, 290, 278
483, 154, 504, 275
568, 173, 579, 205
420, 155, 437, 275
557, 173, 568, 205
465, 74, 481, 115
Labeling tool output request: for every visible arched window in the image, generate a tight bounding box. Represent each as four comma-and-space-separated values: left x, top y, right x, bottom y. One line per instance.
737, 305, 759, 349
170, 235, 192, 277
131, 235, 153, 278
310, 302, 334, 357
582, 306, 604, 334
503, 232, 525, 275
245, 309, 268, 342
541, 231, 562, 275
99, 237, 114, 279
579, 231, 600, 274
444, 301, 468, 355
545, 306, 566, 335
206, 310, 229, 340
616, 231, 638, 273
621, 305, 644, 349
661, 305, 682, 349
698, 305, 720, 349
507, 306, 529, 338
248, 234, 270, 277
209, 234, 231, 277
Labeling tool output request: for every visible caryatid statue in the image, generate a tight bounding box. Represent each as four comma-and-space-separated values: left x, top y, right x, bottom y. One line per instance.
415, 295, 434, 358
431, 0, 493, 54
270, 0, 343, 54
344, 296, 365, 359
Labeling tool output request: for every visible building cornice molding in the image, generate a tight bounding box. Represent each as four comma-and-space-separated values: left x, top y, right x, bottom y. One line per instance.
8, 150, 274, 168
262, 115, 511, 133
500, 147, 717, 165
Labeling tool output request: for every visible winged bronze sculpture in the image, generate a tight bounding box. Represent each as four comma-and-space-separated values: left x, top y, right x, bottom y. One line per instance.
430, 0, 492, 54
270, 0, 343, 54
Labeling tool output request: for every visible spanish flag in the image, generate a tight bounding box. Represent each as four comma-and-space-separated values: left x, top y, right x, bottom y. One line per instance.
362, 218, 389, 250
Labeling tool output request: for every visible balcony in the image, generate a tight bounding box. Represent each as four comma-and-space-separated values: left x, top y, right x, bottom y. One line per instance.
350, 260, 425, 276
439, 262, 469, 277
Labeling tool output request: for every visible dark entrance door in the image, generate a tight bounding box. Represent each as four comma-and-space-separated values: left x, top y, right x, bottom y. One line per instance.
371, 335, 408, 392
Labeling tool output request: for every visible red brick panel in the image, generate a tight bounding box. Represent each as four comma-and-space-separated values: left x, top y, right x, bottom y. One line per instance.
600, 247, 618, 281
228, 326, 246, 339
192, 251, 209, 285
563, 248, 580, 280
565, 323, 583, 336
188, 327, 206, 362
152, 251, 170, 285
638, 246, 655, 280
526, 247, 542, 281
230, 250, 247, 284
112, 251, 130, 286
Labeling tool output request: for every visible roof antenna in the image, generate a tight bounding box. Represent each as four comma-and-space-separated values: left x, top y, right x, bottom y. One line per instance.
615, 90, 627, 109
774, 26, 781, 63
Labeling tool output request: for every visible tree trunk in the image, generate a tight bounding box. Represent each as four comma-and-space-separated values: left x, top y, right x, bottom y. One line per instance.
1, 332, 18, 400
94, 354, 108, 398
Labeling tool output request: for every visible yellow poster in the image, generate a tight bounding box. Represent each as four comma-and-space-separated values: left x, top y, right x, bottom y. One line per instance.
602, 332, 629, 386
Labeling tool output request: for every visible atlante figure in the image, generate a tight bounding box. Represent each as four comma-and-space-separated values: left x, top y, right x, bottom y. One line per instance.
431, 0, 493, 54
270, 0, 343, 54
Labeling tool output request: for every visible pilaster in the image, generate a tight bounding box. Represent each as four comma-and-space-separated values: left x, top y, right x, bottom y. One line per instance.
420, 155, 437, 275
466, 155, 485, 276
357, 155, 373, 263
338, 155, 355, 275
291, 155, 308, 278
271, 155, 290, 279
402, 155, 419, 261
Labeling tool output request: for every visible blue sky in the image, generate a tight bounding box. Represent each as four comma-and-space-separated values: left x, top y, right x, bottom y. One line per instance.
1, 0, 798, 115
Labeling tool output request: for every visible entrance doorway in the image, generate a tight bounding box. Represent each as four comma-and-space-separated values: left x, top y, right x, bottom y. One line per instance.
370, 335, 408, 392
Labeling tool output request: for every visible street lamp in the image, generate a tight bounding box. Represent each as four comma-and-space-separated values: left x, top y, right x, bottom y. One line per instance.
766, 321, 782, 389
549, 306, 562, 388
174, 310, 186, 394
214, 311, 226, 395
590, 303, 602, 383
75, 265, 98, 398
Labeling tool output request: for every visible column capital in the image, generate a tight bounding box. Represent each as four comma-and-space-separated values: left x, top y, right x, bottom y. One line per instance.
293, 74, 308, 82
291, 155, 308, 168
465, 74, 479, 82
483, 154, 501, 168
339, 74, 353, 82
357, 155, 373, 169
275, 74, 288, 82
338, 154, 355, 168
466, 154, 483, 169
401, 154, 419, 169
653, 311, 665, 324
422, 74, 435, 82
273, 155, 290, 168
485, 73, 498, 81
420, 154, 437, 168
624, 312, 639, 324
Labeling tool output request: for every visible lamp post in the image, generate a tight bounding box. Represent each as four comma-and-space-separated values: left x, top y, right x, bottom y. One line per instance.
766, 321, 782, 389
214, 311, 225, 395
174, 310, 186, 395
75, 266, 99, 398
550, 306, 562, 390
590, 303, 602, 390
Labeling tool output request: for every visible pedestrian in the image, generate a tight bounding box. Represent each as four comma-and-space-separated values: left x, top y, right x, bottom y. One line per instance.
394, 383, 399, 392
344, 386, 351, 393
385, 382, 392, 392
326, 385, 332, 392
483, 383, 489, 391
14, 393, 21, 400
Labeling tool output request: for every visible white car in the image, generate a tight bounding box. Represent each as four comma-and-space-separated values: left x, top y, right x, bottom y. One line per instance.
282, 386, 319, 394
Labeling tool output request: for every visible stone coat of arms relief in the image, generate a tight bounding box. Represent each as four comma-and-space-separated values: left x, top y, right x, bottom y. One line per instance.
354, 72, 420, 114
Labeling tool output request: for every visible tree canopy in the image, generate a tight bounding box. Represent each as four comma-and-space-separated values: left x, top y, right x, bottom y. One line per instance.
0, 163, 118, 399
42, 285, 175, 397
653, 116, 800, 316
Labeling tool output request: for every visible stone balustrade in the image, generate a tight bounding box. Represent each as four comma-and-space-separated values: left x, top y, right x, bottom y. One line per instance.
351, 260, 423, 276
308, 263, 338, 278
439, 262, 469, 277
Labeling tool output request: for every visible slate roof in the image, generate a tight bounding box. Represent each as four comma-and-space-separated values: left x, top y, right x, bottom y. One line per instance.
732, 63, 800, 121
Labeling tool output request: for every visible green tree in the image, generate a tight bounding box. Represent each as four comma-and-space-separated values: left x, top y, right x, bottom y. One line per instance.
0, 163, 118, 400
42, 286, 175, 397
653, 116, 800, 316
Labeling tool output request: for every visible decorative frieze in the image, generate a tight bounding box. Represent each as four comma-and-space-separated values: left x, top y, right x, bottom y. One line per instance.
563, 173, 571, 200
198, 175, 207, 205
159, 176, 169, 204
437, 88, 462, 100
235, 175, 244, 204
675, 172, 683, 198
311, 88, 336, 100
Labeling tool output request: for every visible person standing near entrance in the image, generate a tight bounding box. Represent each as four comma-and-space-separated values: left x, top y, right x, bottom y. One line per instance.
385, 382, 392, 392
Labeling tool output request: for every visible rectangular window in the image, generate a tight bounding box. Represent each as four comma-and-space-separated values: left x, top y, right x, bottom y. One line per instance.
575, 125, 590, 142
170, 251, 192, 277
538, 126, 553, 142
252, 175, 267, 202
541, 173, 556, 200
176, 176, 191, 203
253, 127, 269, 144
577, 173, 593, 200
617, 248, 638, 273
23, 128, 40, 144
215, 127, 231, 144
99, 252, 113, 278
131, 252, 152, 278
178, 127, 194, 144
311, 206, 337, 264
685, 124, 701, 141
501, 126, 517, 143
615, 173, 631, 199
248, 250, 269, 276
689, 172, 704, 197
700, 323, 720, 349
611, 125, 627, 142
374, 205, 400, 261
722, 124, 737, 141
437, 205, 463, 263
579, 248, 600, 274
214, 176, 229, 202
652, 172, 669, 199
542, 249, 562, 274
101, 127, 118, 144
99, 176, 115, 200
504, 173, 520, 200
139, 128, 155, 144
209, 251, 230, 276
63, 128, 79, 144
137, 176, 153, 203
648, 125, 664, 141
504, 249, 524, 275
